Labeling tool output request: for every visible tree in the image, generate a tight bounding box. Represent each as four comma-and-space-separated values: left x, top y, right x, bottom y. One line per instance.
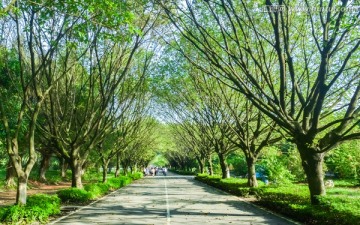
0, 47, 21, 187
160, 0, 360, 204
120, 117, 157, 175
0, 0, 85, 204
218, 85, 281, 187
38, 1, 158, 188
97, 82, 153, 182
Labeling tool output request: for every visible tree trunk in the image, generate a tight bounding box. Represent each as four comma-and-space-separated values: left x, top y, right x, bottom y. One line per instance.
81, 162, 87, 176
102, 160, 109, 183
16, 176, 28, 205
61, 158, 68, 179
122, 163, 128, 176
218, 153, 230, 179
298, 145, 326, 205
39, 153, 51, 182
196, 157, 205, 174
5, 160, 16, 187
115, 153, 120, 177
207, 157, 213, 176
246, 156, 258, 187
70, 159, 83, 188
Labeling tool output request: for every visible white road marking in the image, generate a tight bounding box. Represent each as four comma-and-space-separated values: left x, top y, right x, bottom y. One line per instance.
164, 178, 171, 225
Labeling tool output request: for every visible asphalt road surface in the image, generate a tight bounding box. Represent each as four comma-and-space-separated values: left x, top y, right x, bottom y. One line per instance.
49, 173, 299, 225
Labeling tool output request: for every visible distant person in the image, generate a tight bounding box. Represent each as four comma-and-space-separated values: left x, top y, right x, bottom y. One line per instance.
163, 167, 167, 176
151, 167, 155, 177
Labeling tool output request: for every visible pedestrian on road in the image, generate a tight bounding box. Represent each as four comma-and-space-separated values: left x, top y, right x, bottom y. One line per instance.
143, 168, 147, 176
151, 167, 155, 177
163, 167, 167, 176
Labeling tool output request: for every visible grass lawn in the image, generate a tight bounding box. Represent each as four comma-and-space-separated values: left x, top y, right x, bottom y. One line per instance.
195, 174, 360, 225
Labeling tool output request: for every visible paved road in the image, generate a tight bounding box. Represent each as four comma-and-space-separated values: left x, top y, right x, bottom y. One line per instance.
49, 174, 299, 225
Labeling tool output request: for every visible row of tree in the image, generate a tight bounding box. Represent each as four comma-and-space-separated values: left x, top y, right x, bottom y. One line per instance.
0, 0, 159, 205
0, 0, 359, 207
155, 0, 359, 205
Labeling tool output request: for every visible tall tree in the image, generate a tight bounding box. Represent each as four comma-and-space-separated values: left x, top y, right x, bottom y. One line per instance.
39, 2, 158, 187
160, 0, 360, 203
97, 79, 152, 182
217, 87, 281, 187
0, 0, 85, 204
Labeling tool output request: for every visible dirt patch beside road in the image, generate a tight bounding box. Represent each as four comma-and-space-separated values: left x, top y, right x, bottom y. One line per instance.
0, 181, 71, 206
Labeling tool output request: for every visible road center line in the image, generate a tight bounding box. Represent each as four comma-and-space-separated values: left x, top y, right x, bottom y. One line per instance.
164, 177, 171, 225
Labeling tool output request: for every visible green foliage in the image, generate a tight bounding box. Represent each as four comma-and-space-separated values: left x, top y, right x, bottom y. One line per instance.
170, 169, 196, 175
150, 154, 169, 167
0, 194, 60, 224
258, 146, 296, 184
82, 171, 103, 182
0, 168, 5, 181
118, 176, 132, 187
195, 174, 263, 197
107, 177, 123, 189
28, 169, 66, 184
44, 170, 64, 184
58, 174, 141, 204
333, 179, 359, 187
84, 183, 110, 199
326, 140, 360, 179
227, 153, 247, 176
57, 188, 93, 203
128, 172, 143, 180
196, 174, 360, 225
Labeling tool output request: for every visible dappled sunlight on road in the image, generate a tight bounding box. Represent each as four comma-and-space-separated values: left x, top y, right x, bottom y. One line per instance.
50, 173, 298, 225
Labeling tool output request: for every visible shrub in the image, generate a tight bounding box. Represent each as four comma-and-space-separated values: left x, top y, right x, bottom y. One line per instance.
0, 194, 60, 224
195, 174, 262, 197
196, 174, 360, 225
170, 169, 196, 175
57, 188, 92, 203
84, 183, 110, 199
119, 176, 132, 187
107, 178, 122, 189
129, 172, 143, 180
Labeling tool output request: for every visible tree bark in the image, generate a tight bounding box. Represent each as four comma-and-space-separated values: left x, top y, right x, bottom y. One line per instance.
101, 160, 109, 183
61, 158, 68, 179
218, 153, 230, 179
115, 153, 120, 177
246, 156, 258, 187
122, 163, 128, 176
298, 144, 326, 204
5, 160, 16, 187
70, 159, 83, 188
207, 157, 213, 176
39, 153, 51, 182
196, 156, 205, 174
16, 176, 28, 205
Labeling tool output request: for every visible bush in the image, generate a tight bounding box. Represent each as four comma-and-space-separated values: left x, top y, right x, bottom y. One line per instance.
107, 178, 122, 189
119, 176, 132, 187
0, 194, 60, 224
195, 174, 261, 197
57, 188, 93, 203
196, 174, 360, 225
129, 172, 144, 180
84, 183, 110, 199
170, 169, 196, 175
57, 174, 142, 204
